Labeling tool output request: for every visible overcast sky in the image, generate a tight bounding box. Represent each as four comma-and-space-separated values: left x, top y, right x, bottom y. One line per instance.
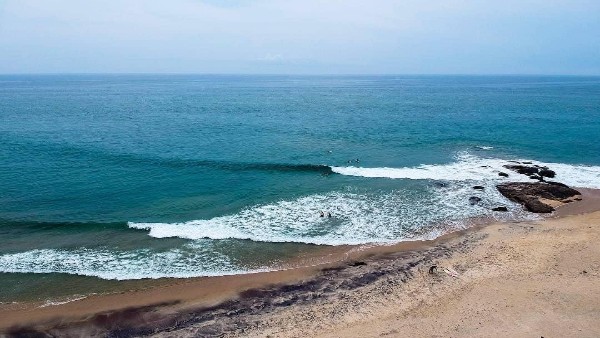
0, 0, 598, 74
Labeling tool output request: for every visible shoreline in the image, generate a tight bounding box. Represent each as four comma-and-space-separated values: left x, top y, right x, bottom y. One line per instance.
2, 188, 600, 336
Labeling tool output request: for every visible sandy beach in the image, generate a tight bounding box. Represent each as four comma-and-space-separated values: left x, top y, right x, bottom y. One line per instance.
2, 189, 600, 337
2, 1, 600, 336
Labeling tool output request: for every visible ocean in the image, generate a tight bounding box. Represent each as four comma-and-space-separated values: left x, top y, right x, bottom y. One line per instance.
1, 75, 600, 302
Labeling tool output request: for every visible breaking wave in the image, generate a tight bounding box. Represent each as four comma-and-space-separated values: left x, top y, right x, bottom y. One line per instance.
129, 153, 599, 247
0, 243, 253, 280
331, 153, 600, 188
2, 153, 598, 280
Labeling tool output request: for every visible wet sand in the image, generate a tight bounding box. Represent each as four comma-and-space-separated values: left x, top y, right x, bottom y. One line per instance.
2, 189, 600, 337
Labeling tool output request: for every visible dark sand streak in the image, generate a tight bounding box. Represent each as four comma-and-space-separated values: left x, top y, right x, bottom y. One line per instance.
4, 231, 480, 337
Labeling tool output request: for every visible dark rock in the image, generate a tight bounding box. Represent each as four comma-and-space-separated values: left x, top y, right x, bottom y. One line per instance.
501, 181, 580, 200
522, 198, 554, 213
498, 172, 509, 177
547, 181, 570, 188
469, 196, 482, 205
433, 181, 449, 188
539, 168, 556, 178
504, 164, 539, 176
496, 182, 580, 213
492, 206, 508, 212
473, 185, 485, 190
503, 163, 556, 181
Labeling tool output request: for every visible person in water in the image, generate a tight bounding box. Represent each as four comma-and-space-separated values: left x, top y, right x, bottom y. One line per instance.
319, 211, 325, 217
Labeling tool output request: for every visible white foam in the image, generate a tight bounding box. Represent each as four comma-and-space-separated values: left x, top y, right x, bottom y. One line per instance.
0, 243, 255, 280
128, 153, 599, 248
39, 295, 88, 308
332, 153, 514, 181
540, 162, 600, 189
129, 192, 417, 246
3, 152, 597, 280
332, 152, 600, 188
128, 184, 536, 246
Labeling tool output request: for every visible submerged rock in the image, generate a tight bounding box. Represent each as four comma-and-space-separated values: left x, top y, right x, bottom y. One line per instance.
492, 206, 508, 212
473, 185, 485, 190
433, 181, 449, 188
469, 196, 482, 205
496, 182, 580, 213
498, 172, 509, 177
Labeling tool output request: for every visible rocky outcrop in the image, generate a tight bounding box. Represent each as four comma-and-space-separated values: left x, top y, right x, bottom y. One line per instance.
503, 164, 556, 181
538, 168, 556, 178
504, 164, 538, 176
496, 182, 580, 213
492, 206, 508, 212
517, 198, 554, 213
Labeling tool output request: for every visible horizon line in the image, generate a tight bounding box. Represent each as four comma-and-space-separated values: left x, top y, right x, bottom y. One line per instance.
1, 72, 599, 77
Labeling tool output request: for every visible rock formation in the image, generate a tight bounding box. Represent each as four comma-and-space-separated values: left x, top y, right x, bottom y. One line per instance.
503, 164, 556, 181
496, 182, 580, 213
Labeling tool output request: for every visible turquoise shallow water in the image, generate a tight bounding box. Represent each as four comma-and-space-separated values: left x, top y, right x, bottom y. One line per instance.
1, 75, 600, 300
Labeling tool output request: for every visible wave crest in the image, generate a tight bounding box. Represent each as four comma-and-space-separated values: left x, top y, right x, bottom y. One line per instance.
332, 153, 600, 188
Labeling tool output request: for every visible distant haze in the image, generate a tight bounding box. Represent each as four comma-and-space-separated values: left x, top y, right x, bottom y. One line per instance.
0, 0, 599, 74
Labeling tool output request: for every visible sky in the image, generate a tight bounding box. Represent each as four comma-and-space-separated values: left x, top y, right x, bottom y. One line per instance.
0, 0, 599, 74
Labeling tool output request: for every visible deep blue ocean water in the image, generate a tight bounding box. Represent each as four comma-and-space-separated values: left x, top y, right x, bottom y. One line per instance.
1, 75, 600, 300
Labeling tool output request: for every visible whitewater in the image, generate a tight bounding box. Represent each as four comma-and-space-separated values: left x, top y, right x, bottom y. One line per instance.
2, 153, 599, 280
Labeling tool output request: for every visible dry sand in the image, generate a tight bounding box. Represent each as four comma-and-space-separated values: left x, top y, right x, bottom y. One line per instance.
261, 206, 600, 338
2, 189, 600, 337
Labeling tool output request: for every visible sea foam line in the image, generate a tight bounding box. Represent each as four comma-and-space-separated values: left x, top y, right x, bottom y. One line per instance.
128, 188, 535, 245
331, 153, 600, 188
38, 295, 88, 308
0, 244, 257, 280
